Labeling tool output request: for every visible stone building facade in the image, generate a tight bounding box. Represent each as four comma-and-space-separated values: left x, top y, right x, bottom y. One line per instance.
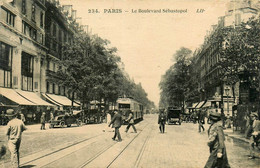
0, 0, 80, 123
189, 0, 259, 116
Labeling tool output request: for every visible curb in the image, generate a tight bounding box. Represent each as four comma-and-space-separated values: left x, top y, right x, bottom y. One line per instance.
224, 133, 250, 143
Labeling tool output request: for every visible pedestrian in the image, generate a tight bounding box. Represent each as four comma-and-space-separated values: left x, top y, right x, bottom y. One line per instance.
245, 112, 254, 139
20, 112, 26, 124
5, 109, 27, 168
125, 110, 137, 133
248, 112, 260, 159
158, 110, 166, 133
225, 114, 232, 129
50, 111, 54, 122
204, 111, 230, 168
109, 110, 122, 142
103, 110, 112, 132
1, 111, 5, 125
198, 109, 205, 132
40, 112, 46, 130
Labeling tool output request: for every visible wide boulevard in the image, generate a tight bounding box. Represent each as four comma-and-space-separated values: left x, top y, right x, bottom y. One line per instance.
0, 114, 259, 168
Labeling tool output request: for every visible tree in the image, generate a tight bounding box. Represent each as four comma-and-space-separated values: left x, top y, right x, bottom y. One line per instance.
214, 16, 260, 104
159, 47, 193, 110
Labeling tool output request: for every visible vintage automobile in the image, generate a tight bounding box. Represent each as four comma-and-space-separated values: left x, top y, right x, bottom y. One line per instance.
49, 114, 82, 128
166, 107, 182, 125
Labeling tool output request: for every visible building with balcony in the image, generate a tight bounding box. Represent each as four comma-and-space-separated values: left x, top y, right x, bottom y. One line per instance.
42, 0, 80, 110
0, 0, 56, 123
189, 0, 260, 116
0, 0, 81, 124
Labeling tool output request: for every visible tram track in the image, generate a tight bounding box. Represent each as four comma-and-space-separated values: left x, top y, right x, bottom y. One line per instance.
77, 122, 150, 168
19, 117, 152, 168
19, 133, 104, 167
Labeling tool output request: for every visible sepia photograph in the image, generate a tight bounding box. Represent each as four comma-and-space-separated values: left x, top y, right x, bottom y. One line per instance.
0, 0, 260, 167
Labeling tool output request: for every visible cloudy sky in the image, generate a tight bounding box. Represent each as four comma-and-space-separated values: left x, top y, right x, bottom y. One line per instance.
59, 0, 228, 107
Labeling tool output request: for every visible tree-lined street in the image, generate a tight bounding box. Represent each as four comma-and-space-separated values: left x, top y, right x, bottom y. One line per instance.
0, 115, 259, 168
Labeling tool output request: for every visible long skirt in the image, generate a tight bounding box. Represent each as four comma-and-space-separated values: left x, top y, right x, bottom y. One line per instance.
204, 147, 230, 168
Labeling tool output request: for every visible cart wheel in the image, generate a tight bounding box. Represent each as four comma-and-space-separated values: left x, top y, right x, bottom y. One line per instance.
60, 121, 65, 128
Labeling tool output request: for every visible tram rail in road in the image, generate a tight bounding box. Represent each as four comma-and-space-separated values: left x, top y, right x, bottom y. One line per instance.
18, 117, 151, 168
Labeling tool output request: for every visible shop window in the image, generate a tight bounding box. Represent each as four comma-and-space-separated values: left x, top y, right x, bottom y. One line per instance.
21, 52, 33, 91
0, 42, 12, 88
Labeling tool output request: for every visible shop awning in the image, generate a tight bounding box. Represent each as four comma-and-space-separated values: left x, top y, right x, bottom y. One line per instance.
43, 93, 80, 107
15, 90, 55, 106
73, 110, 82, 115
202, 101, 211, 108
196, 101, 205, 108
0, 88, 36, 105
192, 102, 199, 108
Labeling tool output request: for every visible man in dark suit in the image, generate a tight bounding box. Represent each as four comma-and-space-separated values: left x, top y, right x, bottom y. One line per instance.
158, 110, 166, 133
109, 110, 122, 142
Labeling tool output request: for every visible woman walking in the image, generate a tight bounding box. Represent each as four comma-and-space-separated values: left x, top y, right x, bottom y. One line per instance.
204, 111, 230, 168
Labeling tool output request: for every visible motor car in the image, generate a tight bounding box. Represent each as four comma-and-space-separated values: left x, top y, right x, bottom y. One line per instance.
49, 114, 82, 128
167, 107, 181, 125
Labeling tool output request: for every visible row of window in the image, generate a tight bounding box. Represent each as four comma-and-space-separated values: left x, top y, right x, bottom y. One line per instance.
2, 7, 44, 44
51, 23, 72, 44
0, 41, 65, 95
46, 82, 66, 96
2, 7, 15, 27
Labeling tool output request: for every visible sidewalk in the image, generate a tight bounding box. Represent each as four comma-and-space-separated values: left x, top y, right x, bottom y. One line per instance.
224, 128, 260, 157
224, 128, 250, 143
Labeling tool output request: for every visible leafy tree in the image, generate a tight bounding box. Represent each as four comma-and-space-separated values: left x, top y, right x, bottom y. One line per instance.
159, 47, 192, 110
211, 16, 260, 103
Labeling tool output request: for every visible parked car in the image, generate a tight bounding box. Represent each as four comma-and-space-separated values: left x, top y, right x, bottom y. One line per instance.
167, 107, 181, 125
49, 114, 82, 128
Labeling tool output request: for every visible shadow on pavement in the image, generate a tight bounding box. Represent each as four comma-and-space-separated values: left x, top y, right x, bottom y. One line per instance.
20, 165, 36, 168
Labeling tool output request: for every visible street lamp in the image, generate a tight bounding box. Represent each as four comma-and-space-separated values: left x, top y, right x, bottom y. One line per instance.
225, 86, 230, 116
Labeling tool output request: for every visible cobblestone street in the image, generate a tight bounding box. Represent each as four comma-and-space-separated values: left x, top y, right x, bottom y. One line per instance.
0, 114, 259, 168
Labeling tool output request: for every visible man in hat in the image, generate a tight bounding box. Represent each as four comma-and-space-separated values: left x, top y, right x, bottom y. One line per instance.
158, 110, 166, 133
5, 109, 27, 168
109, 110, 122, 142
204, 111, 230, 168
249, 112, 260, 159
125, 110, 137, 133
40, 112, 46, 130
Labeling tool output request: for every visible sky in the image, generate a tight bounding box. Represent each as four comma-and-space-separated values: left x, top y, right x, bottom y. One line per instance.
59, 0, 228, 107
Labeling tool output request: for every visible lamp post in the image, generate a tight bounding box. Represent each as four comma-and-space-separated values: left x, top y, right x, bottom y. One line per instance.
225, 86, 230, 116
